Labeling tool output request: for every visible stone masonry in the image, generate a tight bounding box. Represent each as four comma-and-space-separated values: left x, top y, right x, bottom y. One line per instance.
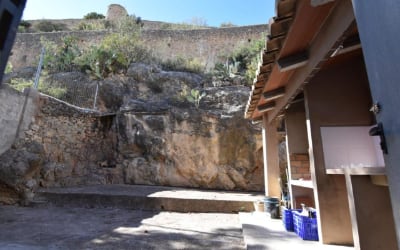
9, 25, 268, 71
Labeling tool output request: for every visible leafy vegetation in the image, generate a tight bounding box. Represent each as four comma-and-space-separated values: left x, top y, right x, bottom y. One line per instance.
36, 21, 67, 32
111, 15, 144, 32
41, 36, 81, 73
160, 57, 205, 74
84, 12, 105, 20
77, 22, 149, 78
212, 37, 265, 85
77, 20, 109, 31
5, 62, 13, 74
29, 11, 264, 86
18, 20, 32, 33
75, 45, 119, 79
186, 89, 206, 109
40, 15, 149, 79
8, 78, 67, 99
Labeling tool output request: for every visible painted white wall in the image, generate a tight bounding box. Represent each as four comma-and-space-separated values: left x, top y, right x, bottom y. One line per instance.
320, 126, 385, 169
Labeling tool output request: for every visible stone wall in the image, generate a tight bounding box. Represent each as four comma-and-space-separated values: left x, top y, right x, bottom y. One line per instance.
9, 24, 268, 70
0, 85, 38, 155
18, 95, 263, 192
28, 96, 119, 187
0, 90, 120, 204
0, 87, 263, 204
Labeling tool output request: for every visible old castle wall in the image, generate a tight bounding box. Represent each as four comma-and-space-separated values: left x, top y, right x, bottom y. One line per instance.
9, 24, 268, 70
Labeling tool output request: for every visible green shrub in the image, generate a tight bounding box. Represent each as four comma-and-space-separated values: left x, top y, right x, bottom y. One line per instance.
101, 32, 148, 67
213, 37, 265, 85
76, 14, 149, 78
76, 45, 123, 79
8, 78, 67, 99
9, 78, 33, 91
39, 13, 149, 79
112, 15, 143, 34
36, 21, 66, 32
77, 20, 107, 30
18, 20, 31, 33
34, 14, 153, 79
41, 36, 81, 73
161, 57, 204, 73
76, 31, 150, 79
40, 85, 67, 99
212, 62, 229, 80
84, 12, 105, 20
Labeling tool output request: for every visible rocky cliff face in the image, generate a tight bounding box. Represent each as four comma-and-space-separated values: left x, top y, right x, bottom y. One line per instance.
0, 63, 263, 204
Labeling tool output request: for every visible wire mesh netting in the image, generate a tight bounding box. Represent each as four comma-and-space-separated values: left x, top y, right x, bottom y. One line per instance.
51, 80, 99, 110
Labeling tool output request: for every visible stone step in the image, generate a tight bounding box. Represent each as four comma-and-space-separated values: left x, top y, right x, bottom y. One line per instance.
34, 184, 265, 213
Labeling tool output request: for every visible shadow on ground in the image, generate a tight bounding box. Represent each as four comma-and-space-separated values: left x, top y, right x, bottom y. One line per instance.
0, 205, 245, 250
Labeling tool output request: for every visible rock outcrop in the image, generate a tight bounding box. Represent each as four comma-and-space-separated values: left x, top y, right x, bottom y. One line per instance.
0, 63, 264, 204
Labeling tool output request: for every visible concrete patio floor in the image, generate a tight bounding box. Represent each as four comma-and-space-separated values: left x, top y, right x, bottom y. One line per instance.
0, 205, 245, 250
240, 212, 354, 250
0, 185, 355, 249
0, 205, 355, 250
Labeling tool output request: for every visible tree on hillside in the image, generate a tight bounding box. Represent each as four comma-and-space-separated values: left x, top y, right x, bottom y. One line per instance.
84, 12, 105, 20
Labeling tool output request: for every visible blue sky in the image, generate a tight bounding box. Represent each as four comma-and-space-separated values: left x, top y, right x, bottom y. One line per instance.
23, 0, 275, 27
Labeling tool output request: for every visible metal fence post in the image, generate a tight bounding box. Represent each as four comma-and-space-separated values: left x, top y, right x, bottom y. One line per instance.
93, 83, 99, 110
33, 47, 45, 89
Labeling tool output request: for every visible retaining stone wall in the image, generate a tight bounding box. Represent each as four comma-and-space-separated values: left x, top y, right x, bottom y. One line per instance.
9, 24, 268, 70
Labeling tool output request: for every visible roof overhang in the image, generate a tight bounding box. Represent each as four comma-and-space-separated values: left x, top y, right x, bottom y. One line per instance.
245, 0, 359, 123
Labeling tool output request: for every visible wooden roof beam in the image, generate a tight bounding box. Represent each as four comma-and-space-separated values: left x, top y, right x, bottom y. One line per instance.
277, 51, 309, 72
263, 87, 286, 101
268, 0, 356, 122
257, 101, 276, 113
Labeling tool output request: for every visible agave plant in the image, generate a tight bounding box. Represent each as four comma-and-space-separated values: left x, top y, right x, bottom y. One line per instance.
186, 89, 206, 109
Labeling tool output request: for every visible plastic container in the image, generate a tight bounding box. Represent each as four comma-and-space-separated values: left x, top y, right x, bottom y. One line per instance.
264, 197, 280, 219
281, 207, 301, 231
292, 210, 319, 241
254, 200, 265, 212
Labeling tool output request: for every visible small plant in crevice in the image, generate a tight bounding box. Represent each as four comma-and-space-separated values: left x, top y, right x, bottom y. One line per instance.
186, 89, 206, 109
5, 62, 13, 74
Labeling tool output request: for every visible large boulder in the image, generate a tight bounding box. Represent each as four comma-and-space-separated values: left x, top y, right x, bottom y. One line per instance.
0, 141, 45, 204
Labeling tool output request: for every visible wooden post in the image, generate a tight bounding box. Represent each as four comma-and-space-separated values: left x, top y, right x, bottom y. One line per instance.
262, 114, 281, 198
